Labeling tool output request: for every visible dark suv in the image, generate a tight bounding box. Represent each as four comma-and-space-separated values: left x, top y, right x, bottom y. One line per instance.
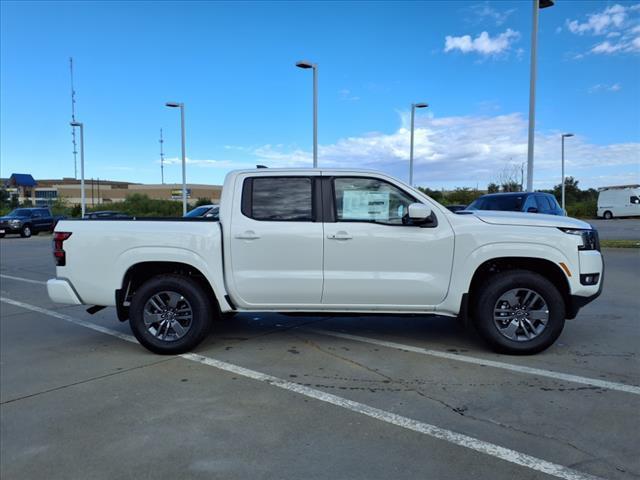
466, 192, 565, 216
0, 208, 57, 238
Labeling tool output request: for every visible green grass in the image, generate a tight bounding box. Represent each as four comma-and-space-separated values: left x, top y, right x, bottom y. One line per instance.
600, 239, 640, 249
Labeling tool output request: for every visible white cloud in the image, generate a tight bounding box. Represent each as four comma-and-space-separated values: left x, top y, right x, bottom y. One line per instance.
444, 29, 520, 56
338, 88, 360, 101
465, 2, 515, 26
233, 113, 639, 189
588, 82, 622, 93
566, 3, 640, 55
567, 4, 628, 35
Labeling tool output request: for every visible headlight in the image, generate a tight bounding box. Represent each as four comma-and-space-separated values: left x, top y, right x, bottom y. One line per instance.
9, 219, 21, 226
558, 227, 600, 251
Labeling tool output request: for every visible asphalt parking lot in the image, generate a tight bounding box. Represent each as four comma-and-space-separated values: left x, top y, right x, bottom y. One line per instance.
1, 233, 639, 480
588, 219, 640, 240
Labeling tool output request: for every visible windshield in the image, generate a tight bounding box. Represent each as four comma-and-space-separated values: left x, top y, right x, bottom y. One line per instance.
7, 209, 32, 217
184, 206, 213, 217
467, 195, 525, 212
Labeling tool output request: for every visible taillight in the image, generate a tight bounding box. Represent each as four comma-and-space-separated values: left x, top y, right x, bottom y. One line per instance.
53, 232, 72, 266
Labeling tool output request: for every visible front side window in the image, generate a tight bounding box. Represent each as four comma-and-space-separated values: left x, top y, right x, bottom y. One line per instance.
247, 177, 313, 221
468, 195, 525, 212
333, 177, 415, 225
535, 195, 552, 211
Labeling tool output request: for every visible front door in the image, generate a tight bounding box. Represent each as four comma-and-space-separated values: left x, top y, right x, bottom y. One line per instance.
322, 176, 454, 309
229, 174, 324, 307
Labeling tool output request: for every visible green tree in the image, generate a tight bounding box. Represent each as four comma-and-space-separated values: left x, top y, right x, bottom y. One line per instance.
487, 183, 499, 193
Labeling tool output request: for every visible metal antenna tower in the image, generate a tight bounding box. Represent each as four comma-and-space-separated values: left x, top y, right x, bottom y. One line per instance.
70, 57, 78, 179
160, 128, 165, 184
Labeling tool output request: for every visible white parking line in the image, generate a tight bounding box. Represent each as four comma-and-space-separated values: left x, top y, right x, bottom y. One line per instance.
3, 272, 635, 396
0, 295, 605, 480
308, 329, 640, 396
0, 274, 46, 285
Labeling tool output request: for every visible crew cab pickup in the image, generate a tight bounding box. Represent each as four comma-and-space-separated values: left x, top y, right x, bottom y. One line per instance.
47, 169, 603, 355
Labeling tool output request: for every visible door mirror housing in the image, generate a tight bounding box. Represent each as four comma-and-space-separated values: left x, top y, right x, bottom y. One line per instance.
408, 203, 432, 220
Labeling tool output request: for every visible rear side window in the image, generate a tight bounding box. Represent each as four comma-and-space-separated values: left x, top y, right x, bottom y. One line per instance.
243, 177, 313, 221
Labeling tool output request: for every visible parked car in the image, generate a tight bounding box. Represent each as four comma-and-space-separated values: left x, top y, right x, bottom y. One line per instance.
466, 192, 564, 216
85, 211, 133, 220
597, 185, 640, 219
184, 204, 219, 219
446, 204, 467, 213
0, 207, 58, 238
47, 168, 602, 356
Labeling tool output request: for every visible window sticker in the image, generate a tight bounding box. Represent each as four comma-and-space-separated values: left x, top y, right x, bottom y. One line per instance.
342, 190, 390, 221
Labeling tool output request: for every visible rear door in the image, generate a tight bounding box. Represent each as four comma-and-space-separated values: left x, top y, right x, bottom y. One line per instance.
322, 175, 454, 308
228, 174, 324, 307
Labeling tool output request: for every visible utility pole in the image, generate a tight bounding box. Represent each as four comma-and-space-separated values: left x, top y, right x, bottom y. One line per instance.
160, 128, 165, 184
69, 58, 78, 179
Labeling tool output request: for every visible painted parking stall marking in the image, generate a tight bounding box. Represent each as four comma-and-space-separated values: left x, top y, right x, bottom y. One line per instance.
308, 329, 640, 396
2, 273, 638, 396
0, 296, 606, 480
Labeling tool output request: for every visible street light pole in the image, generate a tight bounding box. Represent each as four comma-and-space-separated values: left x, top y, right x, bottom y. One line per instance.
70, 121, 85, 218
165, 102, 187, 215
409, 102, 428, 186
561, 133, 574, 211
526, 0, 554, 192
296, 60, 318, 168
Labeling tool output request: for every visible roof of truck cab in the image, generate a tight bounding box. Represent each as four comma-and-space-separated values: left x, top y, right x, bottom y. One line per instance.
228, 168, 398, 176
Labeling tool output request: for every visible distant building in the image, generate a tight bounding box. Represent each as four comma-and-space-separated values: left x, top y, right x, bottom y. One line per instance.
2, 175, 222, 207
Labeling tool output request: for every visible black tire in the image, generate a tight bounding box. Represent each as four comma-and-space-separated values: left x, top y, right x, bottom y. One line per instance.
474, 270, 565, 355
129, 274, 214, 355
0, 233, 5, 238
603, 211, 613, 220
20, 225, 32, 238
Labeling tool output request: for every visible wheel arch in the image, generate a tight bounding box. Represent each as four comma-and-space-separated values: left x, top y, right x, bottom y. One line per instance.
116, 261, 223, 321
467, 256, 572, 319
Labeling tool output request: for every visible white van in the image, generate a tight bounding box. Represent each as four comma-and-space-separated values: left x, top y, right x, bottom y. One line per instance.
597, 185, 640, 219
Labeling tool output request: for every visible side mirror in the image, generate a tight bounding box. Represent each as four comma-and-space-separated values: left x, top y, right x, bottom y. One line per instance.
408, 203, 432, 220
527, 207, 538, 213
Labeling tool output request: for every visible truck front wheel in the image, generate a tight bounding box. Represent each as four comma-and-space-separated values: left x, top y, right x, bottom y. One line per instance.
129, 274, 213, 355
474, 270, 565, 355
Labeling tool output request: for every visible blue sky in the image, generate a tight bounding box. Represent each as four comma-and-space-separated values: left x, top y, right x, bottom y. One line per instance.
1, 0, 639, 189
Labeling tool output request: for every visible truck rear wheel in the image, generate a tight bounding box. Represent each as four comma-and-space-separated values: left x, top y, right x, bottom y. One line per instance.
129, 274, 213, 355
474, 270, 565, 355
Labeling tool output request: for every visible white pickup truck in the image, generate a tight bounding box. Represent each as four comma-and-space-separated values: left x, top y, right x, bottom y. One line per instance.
47, 169, 603, 355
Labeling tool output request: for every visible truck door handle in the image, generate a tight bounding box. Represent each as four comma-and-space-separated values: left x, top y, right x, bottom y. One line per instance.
235, 231, 261, 240
327, 231, 352, 240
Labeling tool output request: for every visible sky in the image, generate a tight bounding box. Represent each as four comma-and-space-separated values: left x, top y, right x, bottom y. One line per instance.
1, 0, 639, 190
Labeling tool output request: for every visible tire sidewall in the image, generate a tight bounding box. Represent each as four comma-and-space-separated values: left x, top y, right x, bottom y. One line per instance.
604, 211, 613, 220
129, 275, 212, 354
21, 225, 32, 238
475, 270, 565, 355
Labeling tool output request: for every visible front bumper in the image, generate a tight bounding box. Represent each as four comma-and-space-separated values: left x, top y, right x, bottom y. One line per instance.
0, 224, 22, 234
47, 278, 83, 305
566, 255, 605, 319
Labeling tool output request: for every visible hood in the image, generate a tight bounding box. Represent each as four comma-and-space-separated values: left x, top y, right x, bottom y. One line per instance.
0, 215, 27, 222
466, 210, 593, 229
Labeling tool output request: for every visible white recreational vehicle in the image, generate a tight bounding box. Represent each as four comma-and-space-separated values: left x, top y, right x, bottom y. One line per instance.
597, 185, 640, 219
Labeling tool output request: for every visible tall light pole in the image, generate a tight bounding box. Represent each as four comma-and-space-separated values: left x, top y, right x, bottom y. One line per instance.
409, 102, 428, 186
526, 0, 555, 192
69, 121, 85, 218
561, 133, 574, 211
165, 102, 187, 215
295, 60, 318, 168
